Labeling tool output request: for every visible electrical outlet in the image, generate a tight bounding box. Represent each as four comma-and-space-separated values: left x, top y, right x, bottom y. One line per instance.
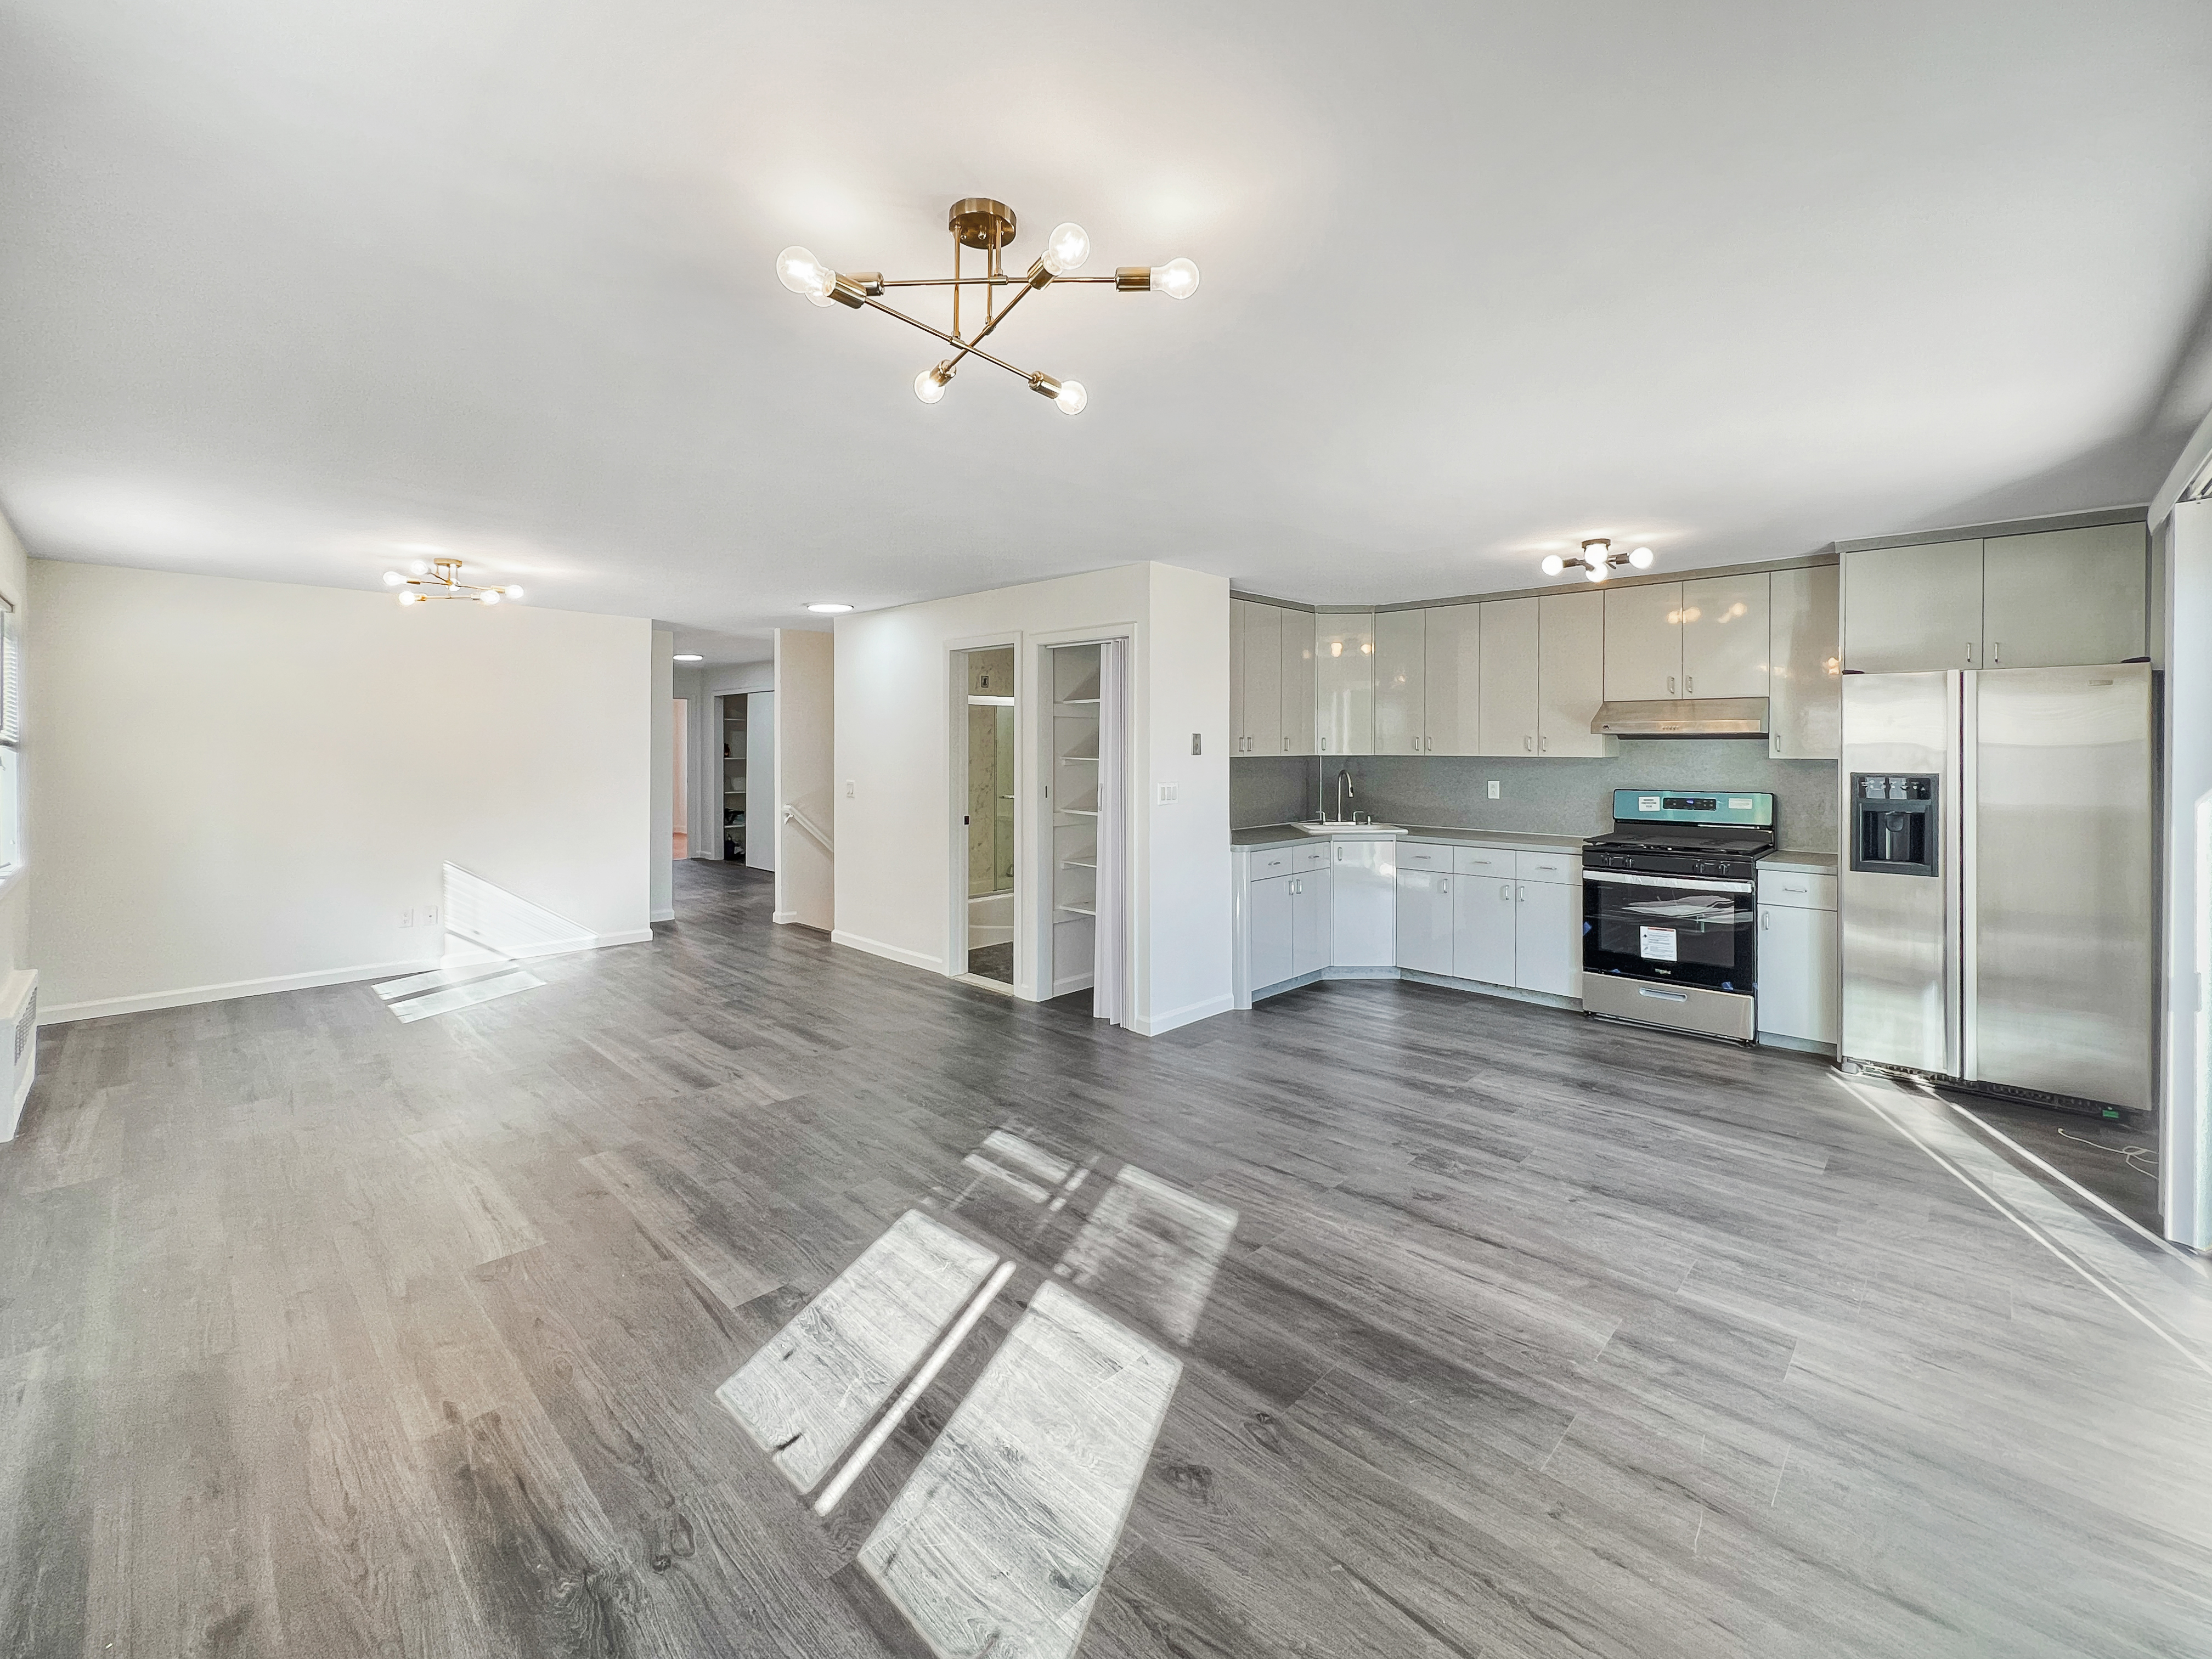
423, 906, 439, 927
845, 780, 855, 798
1486, 780, 1501, 799
399, 907, 414, 929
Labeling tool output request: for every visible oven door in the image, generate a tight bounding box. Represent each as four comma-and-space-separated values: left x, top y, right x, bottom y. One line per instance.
1583, 870, 1756, 994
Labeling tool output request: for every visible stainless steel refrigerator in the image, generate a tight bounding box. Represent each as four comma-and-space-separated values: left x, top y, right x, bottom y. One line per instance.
1838, 663, 2155, 1113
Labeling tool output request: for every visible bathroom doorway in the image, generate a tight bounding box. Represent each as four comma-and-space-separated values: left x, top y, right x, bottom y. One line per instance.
960, 647, 1017, 984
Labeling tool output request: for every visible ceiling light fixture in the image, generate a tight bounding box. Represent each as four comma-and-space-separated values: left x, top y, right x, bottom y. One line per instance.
806, 602, 854, 614
1541, 540, 1655, 583
777, 198, 1200, 414
674, 652, 704, 663
383, 558, 524, 607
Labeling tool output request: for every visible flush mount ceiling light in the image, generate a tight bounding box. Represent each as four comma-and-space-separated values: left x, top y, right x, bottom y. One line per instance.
674, 652, 704, 663
805, 602, 854, 613
382, 558, 524, 606
776, 198, 1200, 415
1541, 539, 1655, 584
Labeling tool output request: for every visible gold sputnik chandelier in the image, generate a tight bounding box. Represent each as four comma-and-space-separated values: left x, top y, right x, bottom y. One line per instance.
776, 197, 1200, 414
381, 558, 525, 607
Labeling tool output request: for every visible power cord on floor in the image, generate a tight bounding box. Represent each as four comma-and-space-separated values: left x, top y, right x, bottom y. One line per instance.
2055, 1125, 2160, 1179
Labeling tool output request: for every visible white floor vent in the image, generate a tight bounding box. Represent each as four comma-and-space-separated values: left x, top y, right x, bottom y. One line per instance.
1, 968, 36, 1141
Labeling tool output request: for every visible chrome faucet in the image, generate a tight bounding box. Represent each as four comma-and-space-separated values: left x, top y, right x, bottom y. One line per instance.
1336, 768, 1353, 824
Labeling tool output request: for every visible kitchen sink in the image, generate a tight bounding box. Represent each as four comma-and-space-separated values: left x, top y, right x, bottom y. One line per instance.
1293, 821, 1405, 835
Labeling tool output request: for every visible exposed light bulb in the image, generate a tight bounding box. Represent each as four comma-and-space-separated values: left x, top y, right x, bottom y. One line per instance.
1330, 641, 1342, 657
398, 591, 421, 606
479, 590, 501, 605
1053, 380, 1087, 415
382, 570, 405, 586
1585, 562, 1610, 583
409, 560, 430, 576
1154, 257, 1200, 300
775, 245, 833, 300
1540, 555, 1565, 577
504, 585, 525, 601
914, 366, 948, 404
1628, 546, 1655, 569
1042, 222, 1091, 276
1361, 640, 1373, 653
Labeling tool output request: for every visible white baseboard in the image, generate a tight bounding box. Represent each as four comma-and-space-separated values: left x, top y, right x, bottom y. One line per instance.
773, 909, 799, 923
2, 1059, 31, 1142
1128, 992, 1235, 1037
650, 907, 675, 924
39, 928, 656, 1025
831, 929, 945, 974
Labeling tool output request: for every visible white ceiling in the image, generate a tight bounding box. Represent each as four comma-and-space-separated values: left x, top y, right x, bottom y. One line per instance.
3, 2, 2209, 665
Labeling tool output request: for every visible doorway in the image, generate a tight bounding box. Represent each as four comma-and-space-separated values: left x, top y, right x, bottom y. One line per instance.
672, 698, 689, 859
960, 647, 1017, 984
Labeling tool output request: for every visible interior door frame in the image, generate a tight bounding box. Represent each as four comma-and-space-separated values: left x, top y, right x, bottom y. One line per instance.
945, 631, 1023, 992
1031, 620, 1139, 1013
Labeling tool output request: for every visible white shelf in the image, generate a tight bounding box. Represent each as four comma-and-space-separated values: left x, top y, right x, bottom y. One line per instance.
1057, 902, 1096, 917
1059, 697, 1101, 706
1059, 808, 1099, 817
1060, 857, 1097, 869
1057, 754, 1098, 764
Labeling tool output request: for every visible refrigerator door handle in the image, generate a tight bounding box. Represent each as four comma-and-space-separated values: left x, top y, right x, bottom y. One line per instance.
1955, 669, 1975, 1082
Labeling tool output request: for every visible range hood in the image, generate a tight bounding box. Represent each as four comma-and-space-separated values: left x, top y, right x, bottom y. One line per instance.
1590, 697, 1769, 738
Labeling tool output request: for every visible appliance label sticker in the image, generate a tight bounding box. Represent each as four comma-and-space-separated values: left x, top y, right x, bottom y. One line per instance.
1638, 795, 1662, 811
1639, 927, 1678, 962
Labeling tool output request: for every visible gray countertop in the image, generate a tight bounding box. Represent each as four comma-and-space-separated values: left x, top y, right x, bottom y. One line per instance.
1233, 821, 1839, 874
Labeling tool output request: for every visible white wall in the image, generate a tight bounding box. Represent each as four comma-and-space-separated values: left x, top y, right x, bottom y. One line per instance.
2162, 496, 2212, 1249
832, 562, 1231, 1035
0, 512, 28, 985
745, 691, 776, 872
29, 561, 653, 1020
775, 629, 834, 928
651, 629, 674, 921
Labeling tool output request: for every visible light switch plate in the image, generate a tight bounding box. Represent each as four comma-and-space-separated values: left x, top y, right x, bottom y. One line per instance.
1158, 783, 1178, 804
1487, 780, 1501, 799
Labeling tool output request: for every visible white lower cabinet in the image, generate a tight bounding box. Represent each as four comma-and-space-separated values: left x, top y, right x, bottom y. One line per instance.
1248, 873, 1295, 990
1756, 867, 1838, 1045
1396, 870, 1453, 975
1513, 879, 1580, 997
1452, 874, 1517, 985
1331, 839, 1397, 967
1293, 868, 1333, 977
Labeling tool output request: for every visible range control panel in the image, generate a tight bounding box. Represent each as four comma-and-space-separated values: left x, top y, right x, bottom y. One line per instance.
1610, 789, 1775, 828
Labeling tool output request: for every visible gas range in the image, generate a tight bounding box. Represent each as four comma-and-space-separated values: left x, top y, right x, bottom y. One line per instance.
1578, 789, 1778, 1045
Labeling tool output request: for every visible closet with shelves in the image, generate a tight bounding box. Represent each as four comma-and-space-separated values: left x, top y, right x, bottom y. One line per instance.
1049, 644, 1103, 985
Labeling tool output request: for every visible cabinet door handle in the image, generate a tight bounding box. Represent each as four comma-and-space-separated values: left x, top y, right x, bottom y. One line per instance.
1668, 674, 1675, 696
1965, 642, 1975, 665
1685, 675, 1694, 695
1516, 884, 1526, 902
1440, 878, 1449, 894
1539, 736, 1549, 753
1761, 909, 1771, 930
1500, 883, 1511, 900
1992, 641, 2001, 665
1524, 735, 1533, 752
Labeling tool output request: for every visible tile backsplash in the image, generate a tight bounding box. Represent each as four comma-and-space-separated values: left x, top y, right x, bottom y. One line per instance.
1233, 741, 1838, 850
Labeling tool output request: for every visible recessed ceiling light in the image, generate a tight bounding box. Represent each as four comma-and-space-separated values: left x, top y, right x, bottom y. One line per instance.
806, 602, 854, 614
673, 652, 704, 662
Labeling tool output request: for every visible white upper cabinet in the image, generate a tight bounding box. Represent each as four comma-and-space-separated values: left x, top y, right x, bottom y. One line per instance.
1279, 610, 1317, 754
1537, 591, 1616, 757
1373, 610, 1426, 754
1769, 565, 1841, 760
1228, 596, 1245, 749
1422, 603, 1482, 755
1679, 572, 1770, 698
1479, 598, 1541, 755
1842, 539, 1983, 673
1240, 600, 1282, 757
1980, 523, 2146, 668
1316, 613, 1375, 755
1603, 582, 1682, 701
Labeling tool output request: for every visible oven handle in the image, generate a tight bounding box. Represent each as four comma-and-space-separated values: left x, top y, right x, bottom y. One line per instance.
1583, 870, 1753, 895
1637, 987, 1691, 1002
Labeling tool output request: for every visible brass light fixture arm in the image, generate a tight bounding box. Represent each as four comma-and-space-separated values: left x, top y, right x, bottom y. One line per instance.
859, 296, 1035, 383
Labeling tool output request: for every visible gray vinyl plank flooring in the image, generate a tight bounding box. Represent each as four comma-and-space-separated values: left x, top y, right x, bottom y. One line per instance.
5, 858, 2212, 1657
